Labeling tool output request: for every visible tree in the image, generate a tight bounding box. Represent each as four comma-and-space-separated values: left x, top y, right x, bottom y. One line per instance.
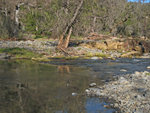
57, 0, 84, 49
0, 0, 150, 39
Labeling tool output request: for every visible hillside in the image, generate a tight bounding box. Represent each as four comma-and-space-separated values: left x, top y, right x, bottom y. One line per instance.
0, 0, 150, 39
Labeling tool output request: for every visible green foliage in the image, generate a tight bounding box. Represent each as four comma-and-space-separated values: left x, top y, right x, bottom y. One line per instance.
23, 11, 36, 32
0, 0, 150, 39
125, 19, 133, 25
0, 13, 19, 38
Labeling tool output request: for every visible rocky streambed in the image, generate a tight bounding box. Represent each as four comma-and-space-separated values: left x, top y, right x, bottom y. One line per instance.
86, 71, 150, 113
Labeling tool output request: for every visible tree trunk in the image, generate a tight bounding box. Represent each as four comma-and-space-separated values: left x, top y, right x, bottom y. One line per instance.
64, 27, 72, 48
15, 3, 24, 26
57, 0, 84, 49
92, 17, 97, 32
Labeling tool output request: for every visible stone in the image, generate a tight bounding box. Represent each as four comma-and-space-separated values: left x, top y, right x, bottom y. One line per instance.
114, 103, 119, 107
147, 66, 150, 69
120, 69, 127, 72
85, 88, 101, 96
72, 92, 77, 96
118, 77, 128, 84
85, 89, 90, 95
135, 71, 141, 75
91, 57, 99, 60
89, 83, 97, 87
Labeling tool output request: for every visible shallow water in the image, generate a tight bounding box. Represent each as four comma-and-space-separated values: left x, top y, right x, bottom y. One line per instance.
49, 58, 150, 76
0, 58, 149, 113
0, 60, 115, 113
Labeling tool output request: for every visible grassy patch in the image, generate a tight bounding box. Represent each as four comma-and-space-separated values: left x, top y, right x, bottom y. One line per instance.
65, 56, 79, 60
71, 36, 83, 40
95, 53, 109, 58
86, 52, 109, 58
49, 56, 80, 60
146, 73, 150, 76
0, 48, 41, 59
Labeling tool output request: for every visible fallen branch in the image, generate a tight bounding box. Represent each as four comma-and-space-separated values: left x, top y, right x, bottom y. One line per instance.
57, 47, 71, 56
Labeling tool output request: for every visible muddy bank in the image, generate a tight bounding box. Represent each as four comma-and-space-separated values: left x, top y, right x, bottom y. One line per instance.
86, 71, 150, 113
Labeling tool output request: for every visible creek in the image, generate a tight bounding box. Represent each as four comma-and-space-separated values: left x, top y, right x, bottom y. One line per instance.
0, 58, 150, 113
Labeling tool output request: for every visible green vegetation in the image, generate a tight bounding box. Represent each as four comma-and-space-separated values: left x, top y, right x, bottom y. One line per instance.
86, 52, 109, 58
0, 48, 41, 59
0, 0, 150, 39
0, 48, 52, 61
146, 72, 150, 76
95, 53, 109, 58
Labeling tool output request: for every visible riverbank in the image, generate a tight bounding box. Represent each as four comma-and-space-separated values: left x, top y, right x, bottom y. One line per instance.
0, 39, 120, 59
0, 38, 150, 113
86, 71, 150, 113
0, 38, 150, 60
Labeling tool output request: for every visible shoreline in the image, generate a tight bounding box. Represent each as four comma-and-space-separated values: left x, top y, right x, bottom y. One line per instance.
86, 71, 150, 113
0, 39, 150, 112
0, 39, 150, 60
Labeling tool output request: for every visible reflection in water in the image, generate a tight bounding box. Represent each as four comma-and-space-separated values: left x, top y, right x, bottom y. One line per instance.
49, 58, 150, 76
57, 66, 70, 74
0, 60, 115, 113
